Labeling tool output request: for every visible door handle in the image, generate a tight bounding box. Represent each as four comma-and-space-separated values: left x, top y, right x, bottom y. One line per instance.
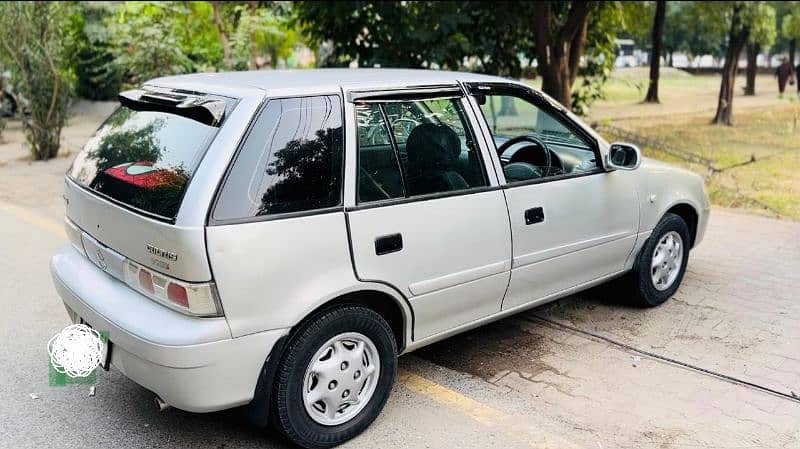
524, 207, 545, 225
375, 233, 403, 255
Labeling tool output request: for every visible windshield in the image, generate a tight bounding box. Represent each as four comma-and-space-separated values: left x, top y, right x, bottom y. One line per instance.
68, 105, 220, 219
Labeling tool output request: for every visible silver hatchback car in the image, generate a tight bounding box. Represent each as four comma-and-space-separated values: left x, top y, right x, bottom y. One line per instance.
51, 69, 709, 448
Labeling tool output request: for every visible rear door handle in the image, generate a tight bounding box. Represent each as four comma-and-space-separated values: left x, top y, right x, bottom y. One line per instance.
525, 207, 545, 225
375, 233, 403, 255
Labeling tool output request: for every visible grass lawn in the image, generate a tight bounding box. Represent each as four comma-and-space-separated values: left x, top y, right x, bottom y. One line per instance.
587, 68, 800, 220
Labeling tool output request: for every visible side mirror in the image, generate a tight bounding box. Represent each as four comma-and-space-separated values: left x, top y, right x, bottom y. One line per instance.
607, 142, 641, 170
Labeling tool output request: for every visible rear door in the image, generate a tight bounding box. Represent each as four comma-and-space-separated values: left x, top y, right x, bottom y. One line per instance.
344, 88, 512, 340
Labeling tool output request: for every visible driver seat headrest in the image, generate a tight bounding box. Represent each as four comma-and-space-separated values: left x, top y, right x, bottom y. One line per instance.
405, 123, 461, 170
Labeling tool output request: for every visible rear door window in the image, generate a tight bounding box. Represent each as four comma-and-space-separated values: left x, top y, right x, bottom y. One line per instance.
213, 95, 344, 221
355, 97, 487, 203
69, 103, 223, 219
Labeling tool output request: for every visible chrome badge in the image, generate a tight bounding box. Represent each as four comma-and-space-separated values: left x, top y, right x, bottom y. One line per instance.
95, 249, 107, 270
146, 244, 178, 261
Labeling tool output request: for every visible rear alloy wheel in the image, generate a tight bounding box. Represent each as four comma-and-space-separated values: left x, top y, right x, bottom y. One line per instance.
271, 306, 396, 449
627, 213, 691, 307
302, 332, 381, 426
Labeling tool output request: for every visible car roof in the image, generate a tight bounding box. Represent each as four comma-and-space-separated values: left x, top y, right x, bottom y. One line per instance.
148, 68, 509, 96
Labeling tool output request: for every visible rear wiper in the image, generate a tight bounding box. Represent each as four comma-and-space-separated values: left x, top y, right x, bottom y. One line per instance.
118, 89, 226, 126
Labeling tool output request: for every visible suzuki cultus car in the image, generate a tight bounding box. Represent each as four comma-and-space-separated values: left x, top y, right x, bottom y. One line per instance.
52, 69, 709, 448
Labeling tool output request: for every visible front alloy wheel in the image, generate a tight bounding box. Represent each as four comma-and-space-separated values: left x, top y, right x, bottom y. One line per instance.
650, 231, 683, 291
627, 212, 691, 307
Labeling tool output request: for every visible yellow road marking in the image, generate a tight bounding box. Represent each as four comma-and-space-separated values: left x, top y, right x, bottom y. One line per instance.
0, 200, 65, 238
2, 199, 580, 448
397, 370, 582, 449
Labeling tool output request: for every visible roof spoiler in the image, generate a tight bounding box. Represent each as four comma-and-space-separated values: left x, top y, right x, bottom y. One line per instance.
118, 89, 226, 127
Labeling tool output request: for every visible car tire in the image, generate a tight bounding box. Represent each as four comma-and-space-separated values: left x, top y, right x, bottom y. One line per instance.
271, 305, 397, 449
626, 213, 690, 307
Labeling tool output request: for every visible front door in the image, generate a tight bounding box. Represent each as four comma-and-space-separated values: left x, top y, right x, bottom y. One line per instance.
345, 93, 511, 340
467, 84, 639, 310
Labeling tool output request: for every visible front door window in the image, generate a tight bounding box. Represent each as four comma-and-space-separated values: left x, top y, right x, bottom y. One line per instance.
477, 93, 600, 183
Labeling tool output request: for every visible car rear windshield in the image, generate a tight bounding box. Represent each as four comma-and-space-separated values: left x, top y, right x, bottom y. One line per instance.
68, 104, 221, 219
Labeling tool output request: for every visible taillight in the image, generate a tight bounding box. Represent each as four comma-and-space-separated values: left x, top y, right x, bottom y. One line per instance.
64, 218, 86, 256
167, 283, 189, 308
138, 269, 155, 294
123, 259, 222, 317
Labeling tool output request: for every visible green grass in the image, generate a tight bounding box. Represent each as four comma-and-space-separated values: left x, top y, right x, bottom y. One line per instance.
608, 105, 800, 219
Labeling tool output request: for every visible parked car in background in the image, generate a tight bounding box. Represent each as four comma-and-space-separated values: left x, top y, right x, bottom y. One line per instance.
51, 69, 709, 448
1, 70, 29, 117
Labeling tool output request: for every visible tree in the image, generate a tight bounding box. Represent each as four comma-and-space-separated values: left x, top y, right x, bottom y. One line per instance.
531, 2, 595, 108
711, 2, 750, 126
232, 3, 298, 69
644, 0, 666, 103
462, 2, 535, 79
294, 1, 619, 113
69, 2, 122, 101
665, 2, 726, 65
743, 2, 775, 96
108, 2, 193, 86
0, 2, 75, 160
211, 1, 233, 70
782, 4, 800, 69
292, 2, 471, 69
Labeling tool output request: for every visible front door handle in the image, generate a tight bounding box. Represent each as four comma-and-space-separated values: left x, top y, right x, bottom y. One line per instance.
525, 207, 545, 225
375, 233, 403, 255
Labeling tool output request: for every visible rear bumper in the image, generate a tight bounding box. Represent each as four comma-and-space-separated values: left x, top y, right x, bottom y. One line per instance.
50, 245, 288, 413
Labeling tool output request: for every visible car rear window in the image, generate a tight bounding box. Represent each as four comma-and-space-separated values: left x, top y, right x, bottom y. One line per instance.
212, 95, 344, 222
68, 105, 220, 219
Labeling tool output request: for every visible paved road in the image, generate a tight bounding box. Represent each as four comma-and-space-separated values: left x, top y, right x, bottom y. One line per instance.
0, 188, 798, 448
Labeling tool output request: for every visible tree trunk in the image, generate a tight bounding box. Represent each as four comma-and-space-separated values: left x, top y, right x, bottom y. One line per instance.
532, 1, 593, 110
211, 2, 232, 70
248, 3, 259, 70
744, 42, 759, 96
667, 51, 673, 67
790, 39, 796, 70
712, 6, 749, 126
644, 0, 666, 103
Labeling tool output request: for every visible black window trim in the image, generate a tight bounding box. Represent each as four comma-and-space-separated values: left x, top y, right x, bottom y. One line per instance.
208, 93, 347, 227
345, 185, 502, 212
352, 94, 493, 209
347, 85, 462, 103
465, 82, 608, 190
377, 103, 409, 197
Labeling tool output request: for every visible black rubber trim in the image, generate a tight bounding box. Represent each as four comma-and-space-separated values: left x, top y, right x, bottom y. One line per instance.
244, 334, 289, 428
345, 185, 502, 212
209, 206, 344, 226
348, 85, 462, 102
501, 167, 605, 189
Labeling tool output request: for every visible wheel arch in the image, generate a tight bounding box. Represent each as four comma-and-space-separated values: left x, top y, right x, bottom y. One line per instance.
244, 286, 411, 428
665, 202, 699, 248
297, 288, 411, 353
